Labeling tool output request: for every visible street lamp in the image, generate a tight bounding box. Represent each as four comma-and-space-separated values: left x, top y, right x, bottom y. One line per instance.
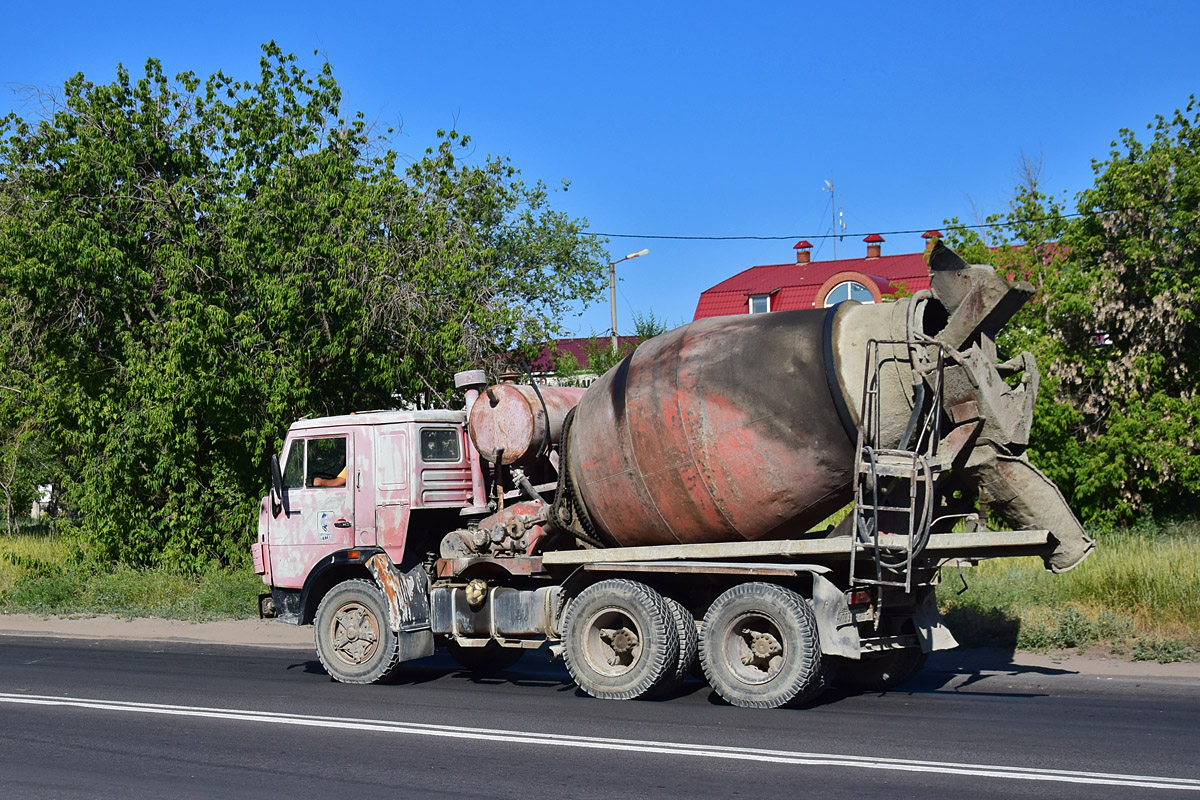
609, 248, 650, 356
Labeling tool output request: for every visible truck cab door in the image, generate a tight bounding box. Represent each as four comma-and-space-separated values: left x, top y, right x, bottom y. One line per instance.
268, 432, 355, 588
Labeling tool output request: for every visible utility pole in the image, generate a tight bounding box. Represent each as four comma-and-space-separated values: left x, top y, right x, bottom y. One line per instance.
609, 248, 650, 356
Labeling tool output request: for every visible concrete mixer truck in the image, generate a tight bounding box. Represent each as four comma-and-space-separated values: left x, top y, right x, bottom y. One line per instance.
251, 243, 1094, 708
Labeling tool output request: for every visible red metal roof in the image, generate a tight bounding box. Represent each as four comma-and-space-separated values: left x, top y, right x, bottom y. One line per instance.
693, 250, 931, 320
525, 336, 641, 373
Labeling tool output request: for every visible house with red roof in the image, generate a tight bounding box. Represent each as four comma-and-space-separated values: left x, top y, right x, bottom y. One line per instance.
525, 336, 641, 375
692, 231, 943, 320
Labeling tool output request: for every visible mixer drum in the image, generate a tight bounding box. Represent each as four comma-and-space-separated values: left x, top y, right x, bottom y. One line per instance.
565, 309, 859, 547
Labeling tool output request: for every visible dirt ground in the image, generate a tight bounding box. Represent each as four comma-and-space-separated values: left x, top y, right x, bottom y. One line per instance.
1, 612, 1198, 681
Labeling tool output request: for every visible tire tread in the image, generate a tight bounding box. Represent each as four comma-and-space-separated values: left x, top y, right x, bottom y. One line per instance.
313, 579, 403, 685
699, 581, 828, 709
562, 578, 680, 701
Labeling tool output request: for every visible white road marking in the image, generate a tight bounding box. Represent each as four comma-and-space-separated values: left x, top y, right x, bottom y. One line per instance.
0, 692, 1196, 791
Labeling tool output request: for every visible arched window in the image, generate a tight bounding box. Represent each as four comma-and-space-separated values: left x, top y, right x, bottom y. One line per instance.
823, 280, 875, 307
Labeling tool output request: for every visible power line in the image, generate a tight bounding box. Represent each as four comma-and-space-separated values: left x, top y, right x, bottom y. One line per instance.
584, 211, 1097, 242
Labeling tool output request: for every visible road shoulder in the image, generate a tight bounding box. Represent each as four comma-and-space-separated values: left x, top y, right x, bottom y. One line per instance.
0, 613, 311, 648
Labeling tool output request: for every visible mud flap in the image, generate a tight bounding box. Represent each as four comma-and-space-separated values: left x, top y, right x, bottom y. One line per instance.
366, 554, 435, 661
913, 587, 958, 652
811, 572, 861, 659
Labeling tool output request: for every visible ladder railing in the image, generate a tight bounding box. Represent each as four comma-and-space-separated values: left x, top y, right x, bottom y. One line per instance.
849, 340, 945, 601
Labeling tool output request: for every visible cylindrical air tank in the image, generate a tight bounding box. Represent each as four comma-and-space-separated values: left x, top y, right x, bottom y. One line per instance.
469, 382, 586, 466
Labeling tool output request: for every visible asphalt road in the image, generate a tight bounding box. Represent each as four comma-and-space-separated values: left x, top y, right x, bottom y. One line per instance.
0, 636, 1197, 799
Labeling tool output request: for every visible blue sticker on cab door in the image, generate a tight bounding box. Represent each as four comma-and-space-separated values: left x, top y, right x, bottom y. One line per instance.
317, 511, 334, 542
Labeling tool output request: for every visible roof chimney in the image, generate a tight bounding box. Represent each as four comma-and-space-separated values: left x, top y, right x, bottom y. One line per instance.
793, 239, 813, 265
922, 229, 943, 252
863, 233, 884, 260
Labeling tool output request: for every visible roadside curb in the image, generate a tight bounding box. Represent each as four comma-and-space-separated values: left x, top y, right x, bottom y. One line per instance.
0, 613, 312, 649
927, 646, 1200, 682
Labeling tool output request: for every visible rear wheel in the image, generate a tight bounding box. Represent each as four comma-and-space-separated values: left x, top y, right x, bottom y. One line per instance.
314, 580, 401, 684
656, 596, 699, 695
446, 641, 525, 674
834, 649, 928, 691
699, 582, 829, 708
563, 579, 680, 700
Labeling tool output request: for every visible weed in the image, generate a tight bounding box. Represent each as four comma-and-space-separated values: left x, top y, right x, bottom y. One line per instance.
1132, 637, 1193, 664
1016, 621, 1054, 652
1054, 606, 1098, 650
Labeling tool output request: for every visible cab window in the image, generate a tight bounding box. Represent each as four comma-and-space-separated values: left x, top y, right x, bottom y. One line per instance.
282, 441, 305, 489
420, 429, 461, 462
307, 437, 348, 487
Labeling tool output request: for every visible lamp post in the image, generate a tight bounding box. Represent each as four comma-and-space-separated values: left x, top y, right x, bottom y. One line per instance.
609, 248, 649, 356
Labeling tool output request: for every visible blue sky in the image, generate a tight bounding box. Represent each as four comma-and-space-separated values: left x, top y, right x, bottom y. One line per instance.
3, 1, 1197, 336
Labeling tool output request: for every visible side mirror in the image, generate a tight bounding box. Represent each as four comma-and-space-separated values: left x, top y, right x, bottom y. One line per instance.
270, 454, 285, 517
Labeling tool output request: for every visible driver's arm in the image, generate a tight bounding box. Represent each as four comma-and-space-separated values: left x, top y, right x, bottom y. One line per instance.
313, 466, 347, 487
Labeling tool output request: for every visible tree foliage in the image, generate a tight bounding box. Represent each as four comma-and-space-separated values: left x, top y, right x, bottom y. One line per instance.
546, 310, 671, 382
946, 99, 1200, 524
0, 44, 608, 567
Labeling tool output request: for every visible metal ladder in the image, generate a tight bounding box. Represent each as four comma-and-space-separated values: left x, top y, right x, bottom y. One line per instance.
849, 340, 945, 599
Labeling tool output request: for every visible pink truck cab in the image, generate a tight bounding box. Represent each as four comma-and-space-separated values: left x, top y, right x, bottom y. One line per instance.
253, 407, 482, 617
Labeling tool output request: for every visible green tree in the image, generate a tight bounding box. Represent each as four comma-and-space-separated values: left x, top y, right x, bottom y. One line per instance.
1049, 99, 1200, 521
946, 102, 1200, 524
581, 310, 670, 374
0, 293, 54, 533
0, 43, 607, 567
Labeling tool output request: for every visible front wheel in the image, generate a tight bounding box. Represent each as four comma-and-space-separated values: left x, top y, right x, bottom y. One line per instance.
313, 580, 401, 684
699, 582, 830, 708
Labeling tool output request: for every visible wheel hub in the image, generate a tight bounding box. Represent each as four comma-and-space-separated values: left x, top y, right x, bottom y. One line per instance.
600, 626, 639, 666
740, 628, 783, 670
724, 617, 786, 684
332, 605, 379, 664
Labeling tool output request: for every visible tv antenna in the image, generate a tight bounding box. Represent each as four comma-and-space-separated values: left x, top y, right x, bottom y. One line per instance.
822, 174, 846, 259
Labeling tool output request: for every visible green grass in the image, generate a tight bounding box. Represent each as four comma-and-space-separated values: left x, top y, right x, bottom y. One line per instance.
940, 519, 1200, 662
0, 523, 263, 621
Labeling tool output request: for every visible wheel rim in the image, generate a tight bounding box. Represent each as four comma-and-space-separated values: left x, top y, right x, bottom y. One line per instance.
581, 607, 643, 677
329, 602, 380, 666
723, 611, 785, 685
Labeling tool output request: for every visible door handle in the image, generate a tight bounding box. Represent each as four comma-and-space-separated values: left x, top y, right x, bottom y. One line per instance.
333, 520, 352, 528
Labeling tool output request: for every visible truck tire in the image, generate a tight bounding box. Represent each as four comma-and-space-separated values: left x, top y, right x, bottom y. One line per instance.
313, 579, 402, 684
655, 596, 699, 695
833, 649, 928, 692
562, 579, 680, 700
699, 582, 829, 709
446, 641, 525, 674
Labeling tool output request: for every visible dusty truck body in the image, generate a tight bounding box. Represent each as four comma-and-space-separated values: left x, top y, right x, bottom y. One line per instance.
253, 244, 1093, 708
